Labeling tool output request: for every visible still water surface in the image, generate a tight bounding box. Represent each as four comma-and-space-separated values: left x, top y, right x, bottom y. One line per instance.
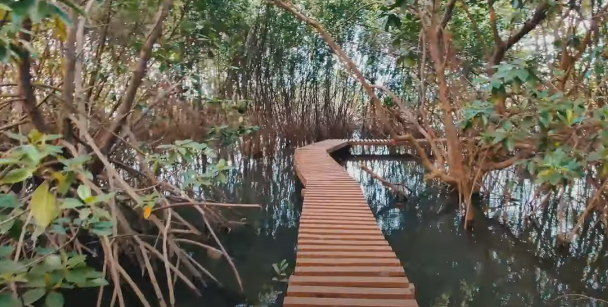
67, 145, 608, 306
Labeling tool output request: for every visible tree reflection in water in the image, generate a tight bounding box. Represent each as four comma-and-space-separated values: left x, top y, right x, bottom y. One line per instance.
344, 146, 608, 307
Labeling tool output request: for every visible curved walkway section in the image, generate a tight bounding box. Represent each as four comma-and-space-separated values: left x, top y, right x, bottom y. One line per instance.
284, 139, 418, 307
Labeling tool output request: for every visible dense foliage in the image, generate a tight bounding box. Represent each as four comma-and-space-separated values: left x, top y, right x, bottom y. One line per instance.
1, 0, 608, 305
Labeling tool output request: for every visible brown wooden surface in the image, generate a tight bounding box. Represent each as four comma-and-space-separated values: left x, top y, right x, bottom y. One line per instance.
284, 139, 419, 307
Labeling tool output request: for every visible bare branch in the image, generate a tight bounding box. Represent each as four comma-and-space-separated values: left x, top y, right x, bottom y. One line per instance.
96, 0, 173, 159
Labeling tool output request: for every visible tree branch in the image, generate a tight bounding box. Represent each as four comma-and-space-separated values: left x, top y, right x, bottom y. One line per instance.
490, 1, 550, 66
16, 19, 48, 133
441, 0, 457, 29
95, 0, 172, 160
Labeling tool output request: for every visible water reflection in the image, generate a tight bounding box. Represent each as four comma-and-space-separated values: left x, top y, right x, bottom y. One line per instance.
197, 147, 303, 307
344, 148, 608, 307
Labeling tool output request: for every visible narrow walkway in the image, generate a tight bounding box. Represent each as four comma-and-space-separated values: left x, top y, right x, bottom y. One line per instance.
284, 139, 418, 307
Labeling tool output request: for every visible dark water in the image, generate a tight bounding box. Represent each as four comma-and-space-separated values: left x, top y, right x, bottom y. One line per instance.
345, 146, 608, 307
66, 145, 608, 307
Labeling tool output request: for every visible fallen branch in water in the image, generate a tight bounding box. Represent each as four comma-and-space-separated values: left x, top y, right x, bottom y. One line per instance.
359, 163, 408, 198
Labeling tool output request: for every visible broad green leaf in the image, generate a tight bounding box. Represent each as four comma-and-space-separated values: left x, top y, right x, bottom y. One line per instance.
31, 181, 58, 229
60, 198, 84, 209
65, 255, 86, 268
79, 208, 91, 220
0, 217, 15, 235
3, 132, 27, 142
0, 293, 20, 307
0, 3, 11, 11
513, 69, 530, 82
0, 246, 13, 258
65, 269, 87, 284
79, 278, 109, 287
0, 168, 33, 184
22, 288, 45, 306
45, 255, 62, 269
0, 159, 22, 166
0, 260, 27, 274
20, 144, 42, 164
77, 185, 91, 201
218, 172, 227, 184
0, 194, 19, 208
57, 172, 75, 195
45, 291, 64, 307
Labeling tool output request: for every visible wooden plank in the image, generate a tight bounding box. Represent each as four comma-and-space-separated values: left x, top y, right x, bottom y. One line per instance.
297, 245, 392, 252
296, 257, 402, 267
283, 297, 418, 307
286, 285, 415, 299
297, 251, 396, 258
290, 139, 417, 306
298, 229, 380, 235
289, 275, 409, 288
298, 234, 385, 241
297, 239, 389, 246
295, 266, 404, 277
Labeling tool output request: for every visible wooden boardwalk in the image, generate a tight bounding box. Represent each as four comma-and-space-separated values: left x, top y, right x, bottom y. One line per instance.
284, 139, 418, 307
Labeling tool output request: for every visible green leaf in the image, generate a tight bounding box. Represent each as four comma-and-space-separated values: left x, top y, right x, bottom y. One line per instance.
31, 181, 58, 229
65, 269, 87, 284
505, 138, 515, 152
218, 172, 227, 184
77, 185, 91, 201
79, 208, 91, 220
3, 132, 27, 142
0, 246, 13, 258
65, 255, 86, 268
513, 69, 530, 82
57, 172, 75, 195
51, 224, 66, 235
78, 278, 108, 287
0, 168, 33, 184
20, 144, 42, 165
0, 159, 22, 166
0, 293, 20, 307
60, 198, 85, 209
0, 194, 19, 208
0, 260, 27, 274
45, 291, 64, 307
0, 2, 12, 11
44, 255, 62, 269
0, 217, 15, 235
22, 288, 46, 306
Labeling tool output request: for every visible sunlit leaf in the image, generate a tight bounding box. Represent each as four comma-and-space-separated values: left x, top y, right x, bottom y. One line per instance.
0, 168, 33, 184
60, 198, 85, 209
77, 185, 91, 201
31, 181, 58, 229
